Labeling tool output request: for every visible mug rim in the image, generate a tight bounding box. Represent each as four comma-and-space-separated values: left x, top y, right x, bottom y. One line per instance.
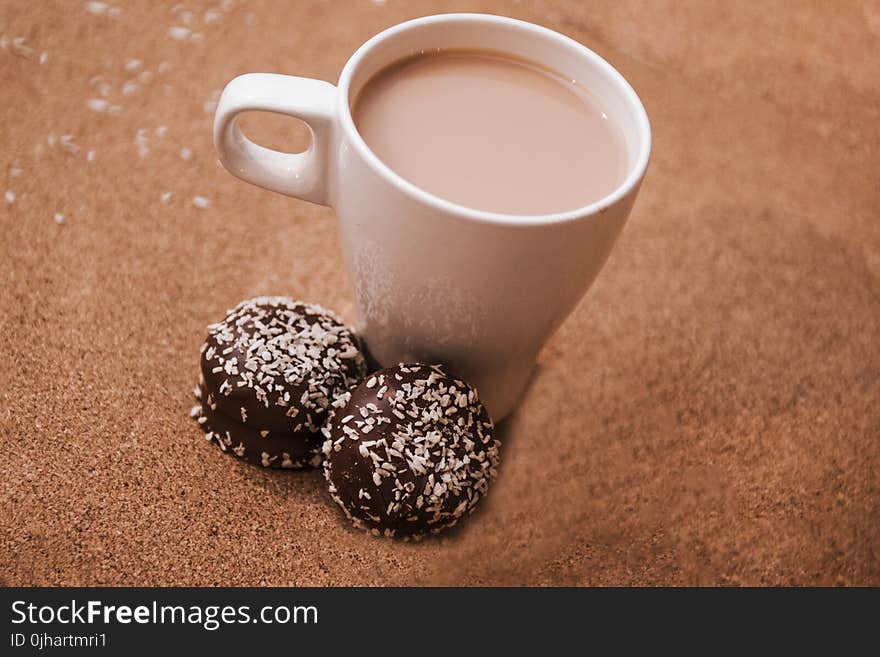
337, 13, 652, 228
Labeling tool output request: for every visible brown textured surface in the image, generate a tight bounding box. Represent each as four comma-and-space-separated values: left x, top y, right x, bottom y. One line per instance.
1, 0, 878, 586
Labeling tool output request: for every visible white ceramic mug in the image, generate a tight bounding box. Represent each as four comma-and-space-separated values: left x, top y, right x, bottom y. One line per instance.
214, 13, 651, 421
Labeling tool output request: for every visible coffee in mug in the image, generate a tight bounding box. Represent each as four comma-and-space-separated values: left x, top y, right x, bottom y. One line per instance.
352, 49, 627, 215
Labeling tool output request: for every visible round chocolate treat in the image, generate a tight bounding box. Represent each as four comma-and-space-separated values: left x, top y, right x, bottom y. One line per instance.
323, 363, 500, 538
191, 392, 322, 468
194, 297, 366, 468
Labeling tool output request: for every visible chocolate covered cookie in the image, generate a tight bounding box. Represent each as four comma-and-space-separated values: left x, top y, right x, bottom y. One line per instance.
193, 297, 367, 468
191, 394, 322, 468
322, 363, 500, 538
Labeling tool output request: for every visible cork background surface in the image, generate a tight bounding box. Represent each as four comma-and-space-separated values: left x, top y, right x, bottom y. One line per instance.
1, 0, 878, 586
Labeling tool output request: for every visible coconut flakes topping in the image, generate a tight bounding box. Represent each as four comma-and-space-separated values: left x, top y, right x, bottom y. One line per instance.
323, 363, 500, 538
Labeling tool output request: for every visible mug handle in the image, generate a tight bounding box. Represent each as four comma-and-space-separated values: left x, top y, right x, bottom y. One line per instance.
213, 73, 337, 206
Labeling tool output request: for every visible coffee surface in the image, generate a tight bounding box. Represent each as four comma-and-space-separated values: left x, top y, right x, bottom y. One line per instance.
352, 49, 627, 215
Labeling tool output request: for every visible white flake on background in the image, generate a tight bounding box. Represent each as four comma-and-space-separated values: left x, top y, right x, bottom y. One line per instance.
168, 26, 191, 41
12, 37, 34, 59
135, 129, 150, 158
59, 135, 80, 155
85, 2, 109, 15
87, 98, 110, 112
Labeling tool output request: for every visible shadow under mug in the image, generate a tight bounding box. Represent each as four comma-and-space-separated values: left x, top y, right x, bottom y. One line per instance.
213, 13, 651, 421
